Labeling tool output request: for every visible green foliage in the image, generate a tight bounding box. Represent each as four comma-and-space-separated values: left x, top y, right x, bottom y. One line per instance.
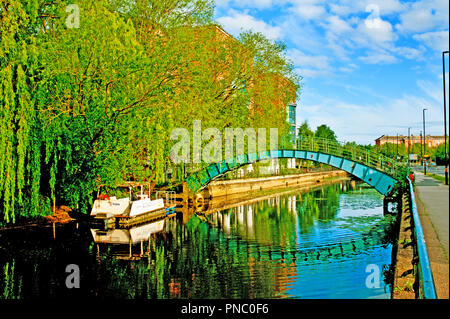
0, 0, 42, 222
390, 165, 410, 198
434, 143, 447, 163
298, 120, 314, 138
0, 0, 301, 223
239, 30, 299, 148
378, 141, 445, 163
315, 124, 337, 141
379, 142, 408, 159
379, 214, 398, 246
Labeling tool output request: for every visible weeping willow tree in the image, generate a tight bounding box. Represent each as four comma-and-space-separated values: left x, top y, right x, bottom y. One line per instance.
0, 0, 224, 221
36, 0, 164, 212
0, 0, 43, 223
1, 0, 301, 224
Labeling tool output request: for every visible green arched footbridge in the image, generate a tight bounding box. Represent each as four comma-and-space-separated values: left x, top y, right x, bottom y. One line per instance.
185, 137, 404, 196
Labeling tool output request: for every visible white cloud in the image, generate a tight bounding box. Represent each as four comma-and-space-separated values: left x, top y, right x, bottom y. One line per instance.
299, 91, 444, 144
288, 49, 331, 78
279, 16, 325, 53
215, 0, 295, 11
216, 10, 283, 40
417, 71, 449, 108
295, 68, 330, 78
326, 39, 351, 60
329, 0, 404, 17
215, 0, 231, 7
229, 0, 275, 10
288, 0, 326, 20
392, 46, 425, 60
213, 0, 449, 144
417, 79, 442, 104
413, 31, 450, 52
396, 0, 449, 34
325, 15, 353, 35
357, 17, 397, 45
288, 49, 329, 70
359, 51, 398, 64
320, 12, 397, 63
339, 64, 358, 73
322, 17, 354, 60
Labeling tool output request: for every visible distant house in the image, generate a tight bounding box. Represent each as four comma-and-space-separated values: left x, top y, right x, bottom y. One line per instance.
375, 135, 447, 148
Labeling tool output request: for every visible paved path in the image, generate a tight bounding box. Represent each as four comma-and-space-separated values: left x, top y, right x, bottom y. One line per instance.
413, 165, 447, 177
413, 171, 449, 299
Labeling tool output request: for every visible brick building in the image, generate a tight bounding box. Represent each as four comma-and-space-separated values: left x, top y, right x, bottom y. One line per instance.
375, 135, 447, 148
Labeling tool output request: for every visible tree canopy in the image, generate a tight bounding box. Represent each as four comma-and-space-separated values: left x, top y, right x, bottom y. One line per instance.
314, 124, 337, 141
0, 0, 300, 224
298, 121, 314, 138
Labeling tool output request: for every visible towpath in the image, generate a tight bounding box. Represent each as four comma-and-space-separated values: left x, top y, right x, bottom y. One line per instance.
412, 170, 449, 299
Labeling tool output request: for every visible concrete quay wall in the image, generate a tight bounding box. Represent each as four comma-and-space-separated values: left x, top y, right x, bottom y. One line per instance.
200, 170, 349, 199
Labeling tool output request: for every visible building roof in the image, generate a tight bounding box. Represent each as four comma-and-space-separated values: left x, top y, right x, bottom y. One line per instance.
375, 135, 446, 140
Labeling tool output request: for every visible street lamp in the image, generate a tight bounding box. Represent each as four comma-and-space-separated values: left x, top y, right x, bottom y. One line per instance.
408, 127, 411, 175
408, 128, 411, 157
420, 130, 423, 162
443, 50, 449, 185
423, 108, 427, 175
396, 133, 399, 158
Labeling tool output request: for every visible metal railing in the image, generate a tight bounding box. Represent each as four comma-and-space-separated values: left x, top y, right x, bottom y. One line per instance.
406, 177, 437, 299
296, 136, 406, 178
155, 190, 176, 205
185, 136, 407, 193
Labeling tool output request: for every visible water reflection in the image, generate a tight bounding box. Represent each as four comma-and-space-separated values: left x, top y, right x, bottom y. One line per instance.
91, 219, 165, 260
0, 180, 393, 299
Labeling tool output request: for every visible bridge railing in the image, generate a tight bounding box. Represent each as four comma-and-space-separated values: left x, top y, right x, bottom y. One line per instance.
184, 136, 406, 193
296, 136, 405, 177
406, 177, 437, 299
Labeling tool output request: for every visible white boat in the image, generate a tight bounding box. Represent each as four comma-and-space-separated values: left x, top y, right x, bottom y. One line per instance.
90, 185, 173, 228
90, 195, 165, 219
90, 218, 165, 244
90, 218, 167, 259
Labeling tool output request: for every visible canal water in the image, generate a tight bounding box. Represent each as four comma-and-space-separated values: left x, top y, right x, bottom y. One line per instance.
0, 180, 394, 299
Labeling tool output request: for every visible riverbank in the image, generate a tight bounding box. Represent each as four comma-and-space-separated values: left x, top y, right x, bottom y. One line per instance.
199, 170, 349, 199
1, 170, 350, 231
0, 206, 75, 234
392, 192, 416, 299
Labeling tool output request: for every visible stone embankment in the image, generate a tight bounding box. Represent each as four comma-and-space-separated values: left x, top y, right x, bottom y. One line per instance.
392, 192, 416, 299
198, 170, 349, 199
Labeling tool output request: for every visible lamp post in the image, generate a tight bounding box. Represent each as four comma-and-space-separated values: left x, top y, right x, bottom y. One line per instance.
396, 133, 399, 159
443, 51, 449, 185
408, 127, 411, 175
420, 130, 423, 163
423, 108, 427, 175
408, 128, 411, 156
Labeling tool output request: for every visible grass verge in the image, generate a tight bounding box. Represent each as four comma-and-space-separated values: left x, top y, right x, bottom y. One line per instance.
427, 173, 445, 183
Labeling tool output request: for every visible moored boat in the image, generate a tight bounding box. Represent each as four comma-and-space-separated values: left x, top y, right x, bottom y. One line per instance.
90, 184, 176, 228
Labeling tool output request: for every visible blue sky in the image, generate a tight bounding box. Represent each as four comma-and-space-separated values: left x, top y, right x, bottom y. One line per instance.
213, 0, 449, 145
